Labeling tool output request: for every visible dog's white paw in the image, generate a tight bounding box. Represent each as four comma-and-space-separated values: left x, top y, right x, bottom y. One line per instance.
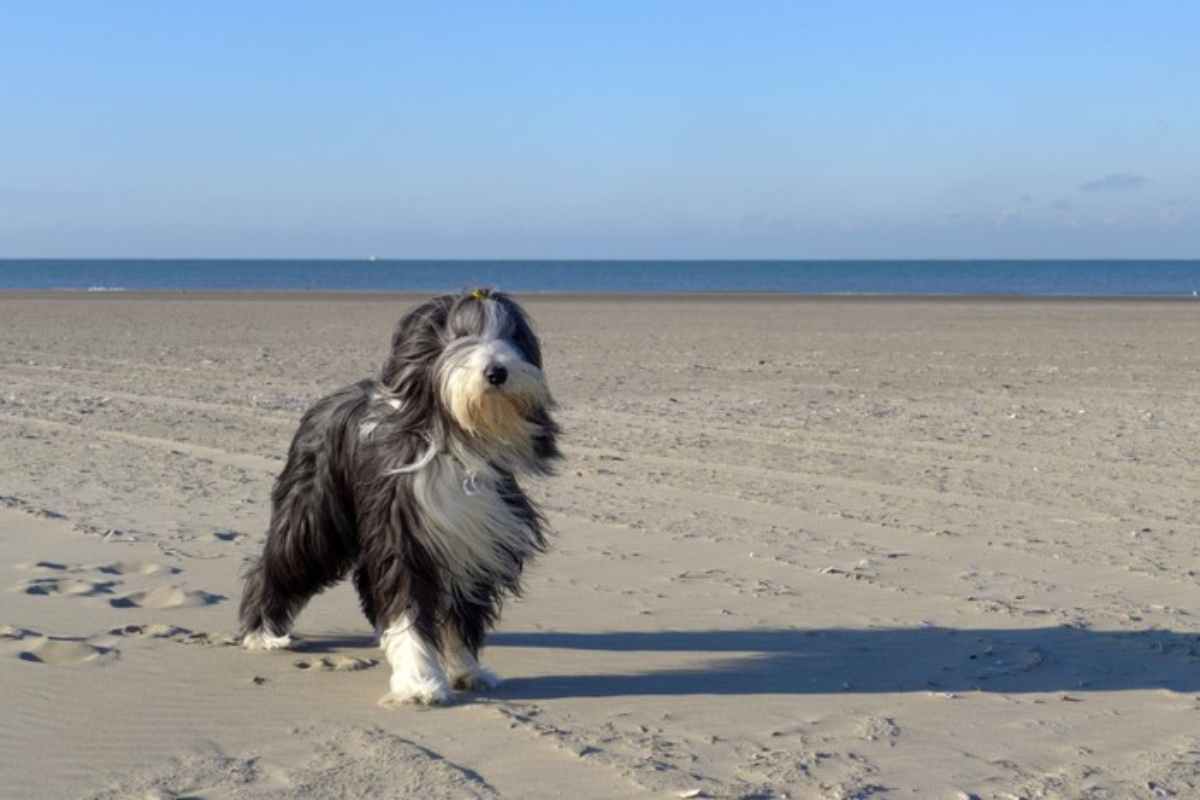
450, 665, 501, 691
242, 630, 292, 651
379, 673, 451, 707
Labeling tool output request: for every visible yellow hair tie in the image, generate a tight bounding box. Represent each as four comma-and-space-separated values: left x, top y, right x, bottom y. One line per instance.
469, 288, 491, 300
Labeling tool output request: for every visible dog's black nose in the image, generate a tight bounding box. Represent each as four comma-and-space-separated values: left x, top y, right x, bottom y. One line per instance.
484, 364, 508, 386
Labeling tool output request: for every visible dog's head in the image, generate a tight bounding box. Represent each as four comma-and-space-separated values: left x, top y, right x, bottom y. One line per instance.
381, 288, 560, 471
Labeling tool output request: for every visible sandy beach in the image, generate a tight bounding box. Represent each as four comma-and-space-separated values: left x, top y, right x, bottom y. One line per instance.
2, 293, 1199, 799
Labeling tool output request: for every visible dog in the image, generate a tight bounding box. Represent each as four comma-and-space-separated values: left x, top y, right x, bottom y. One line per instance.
238, 288, 560, 705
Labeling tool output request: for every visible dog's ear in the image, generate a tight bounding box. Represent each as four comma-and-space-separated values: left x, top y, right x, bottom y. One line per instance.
491, 293, 543, 369
381, 295, 454, 387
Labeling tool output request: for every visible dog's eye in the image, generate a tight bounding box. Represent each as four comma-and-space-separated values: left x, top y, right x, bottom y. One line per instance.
508, 330, 541, 369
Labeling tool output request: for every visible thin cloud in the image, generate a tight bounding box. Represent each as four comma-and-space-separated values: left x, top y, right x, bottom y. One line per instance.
1079, 173, 1149, 193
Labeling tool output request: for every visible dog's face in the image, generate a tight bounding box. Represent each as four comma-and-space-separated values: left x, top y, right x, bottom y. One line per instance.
382, 289, 559, 466
437, 291, 552, 444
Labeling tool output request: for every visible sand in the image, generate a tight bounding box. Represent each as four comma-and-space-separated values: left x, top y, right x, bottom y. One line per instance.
1, 293, 1199, 799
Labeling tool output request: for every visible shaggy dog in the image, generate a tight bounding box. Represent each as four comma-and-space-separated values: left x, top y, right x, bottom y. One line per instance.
238, 288, 560, 705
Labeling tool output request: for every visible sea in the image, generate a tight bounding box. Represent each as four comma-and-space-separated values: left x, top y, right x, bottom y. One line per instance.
1, 260, 1199, 297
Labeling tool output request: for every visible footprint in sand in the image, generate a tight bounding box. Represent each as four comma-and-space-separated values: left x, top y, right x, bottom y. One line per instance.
2, 626, 119, 666
107, 623, 239, 647
13, 560, 70, 572
15, 576, 120, 597
13, 560, 181, 606
19, 638, 117, 665
13, 561, 216, 611
294, 655, 379, 672
108, 585, 226, 609
15, 559, 176, 576
0, 624, 39, 640
92, 561, 180, 577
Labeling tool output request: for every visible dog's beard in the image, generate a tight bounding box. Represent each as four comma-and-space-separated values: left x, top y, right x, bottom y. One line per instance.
438, 342, 551, 451
448, 382, 535, 442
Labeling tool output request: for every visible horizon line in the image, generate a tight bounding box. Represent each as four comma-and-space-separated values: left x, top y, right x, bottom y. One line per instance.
2, 257, 1199, 263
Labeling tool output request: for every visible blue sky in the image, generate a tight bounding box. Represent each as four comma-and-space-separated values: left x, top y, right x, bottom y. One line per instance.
1, 2, 1197, 258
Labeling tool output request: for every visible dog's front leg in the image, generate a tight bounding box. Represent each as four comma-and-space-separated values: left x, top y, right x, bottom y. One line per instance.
441, 622, 501, 692
378, 610, 450, 707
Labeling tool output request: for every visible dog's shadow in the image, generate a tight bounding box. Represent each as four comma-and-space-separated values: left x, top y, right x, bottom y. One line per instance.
486, 626, 1200, 699
290, 634, 377, 654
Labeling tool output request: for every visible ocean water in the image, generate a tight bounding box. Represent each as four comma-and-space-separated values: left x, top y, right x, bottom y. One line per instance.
1, 260, 1199, 297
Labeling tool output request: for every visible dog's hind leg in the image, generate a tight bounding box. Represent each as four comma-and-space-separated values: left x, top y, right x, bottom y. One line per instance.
239, 557, 299, 650
239, 478, 359, 650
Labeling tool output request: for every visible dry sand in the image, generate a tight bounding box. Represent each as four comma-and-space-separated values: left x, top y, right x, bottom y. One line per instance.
1, 293, 1199, 799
